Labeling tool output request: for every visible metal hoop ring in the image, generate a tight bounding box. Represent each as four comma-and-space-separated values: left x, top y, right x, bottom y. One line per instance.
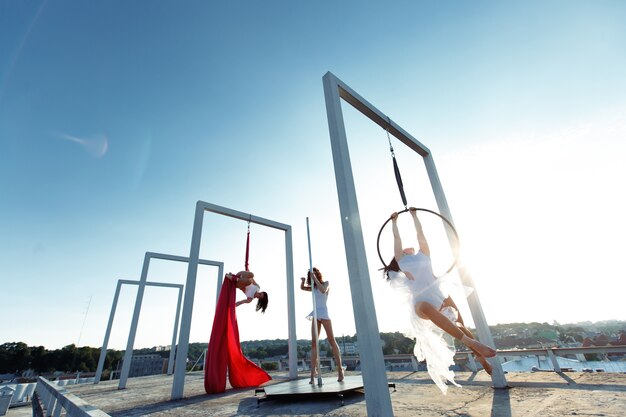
376, 208, 460, 278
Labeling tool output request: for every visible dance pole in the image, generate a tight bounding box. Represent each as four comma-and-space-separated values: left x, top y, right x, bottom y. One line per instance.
306, 217, 323, 387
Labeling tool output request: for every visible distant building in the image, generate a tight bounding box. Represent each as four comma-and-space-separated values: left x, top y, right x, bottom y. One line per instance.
581, 332, 626, 361
123, 354, 166, 378
340, 342, 358, 355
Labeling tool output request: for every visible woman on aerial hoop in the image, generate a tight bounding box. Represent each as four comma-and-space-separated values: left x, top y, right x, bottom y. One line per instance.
385, 207, 496, 392
300, 267, 345, 383
226, 271, 269, 313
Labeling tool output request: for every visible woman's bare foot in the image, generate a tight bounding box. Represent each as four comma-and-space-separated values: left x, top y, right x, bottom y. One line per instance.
337, 370, 345, 382
461, 335, 497, 358
476, 355, 493, 375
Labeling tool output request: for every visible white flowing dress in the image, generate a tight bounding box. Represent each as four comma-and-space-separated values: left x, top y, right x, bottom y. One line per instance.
306, 283, 330, 321
390, 251, 461, 394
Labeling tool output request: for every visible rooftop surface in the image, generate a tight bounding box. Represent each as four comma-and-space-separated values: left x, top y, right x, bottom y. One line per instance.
7, 370, 626, 416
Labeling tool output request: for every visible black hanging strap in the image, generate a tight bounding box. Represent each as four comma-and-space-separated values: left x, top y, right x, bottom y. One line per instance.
386, 124, 408, 209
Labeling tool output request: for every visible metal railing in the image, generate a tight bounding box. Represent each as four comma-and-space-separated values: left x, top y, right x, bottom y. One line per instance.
33, 377, 109, 417
457, 345, 626, 372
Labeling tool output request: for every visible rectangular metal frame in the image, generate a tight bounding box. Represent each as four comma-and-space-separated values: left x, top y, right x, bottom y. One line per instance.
323, 71, 506, 416
171, 201, 296, 399
118, 252, 224, 390
94, 279, 184, 383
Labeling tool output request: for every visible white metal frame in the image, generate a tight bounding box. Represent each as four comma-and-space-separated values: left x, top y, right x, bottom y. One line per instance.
118, 252, 224, 390
94, 279, 184, 384
171, 201, 296, 400
323, 71, 506, 416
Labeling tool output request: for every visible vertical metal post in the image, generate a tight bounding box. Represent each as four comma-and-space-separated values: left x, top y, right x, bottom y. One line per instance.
94, 281, 122, 383
167, 286, 184, 375
119, 253, 151, 389
172, 201, 205, 399
216, 263, 224, 306
324, 72, 394, 417
285, 226, 298, 379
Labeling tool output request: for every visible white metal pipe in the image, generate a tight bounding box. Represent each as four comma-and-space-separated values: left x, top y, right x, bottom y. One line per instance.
306, 217, 323, 386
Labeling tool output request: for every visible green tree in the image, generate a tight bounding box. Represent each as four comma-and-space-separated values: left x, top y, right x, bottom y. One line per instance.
0, 342, 31, 373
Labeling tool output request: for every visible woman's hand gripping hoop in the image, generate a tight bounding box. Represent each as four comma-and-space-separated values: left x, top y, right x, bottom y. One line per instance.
377, 208, 460, 278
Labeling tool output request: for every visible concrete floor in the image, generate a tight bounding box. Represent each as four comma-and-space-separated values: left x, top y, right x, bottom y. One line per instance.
7, 370, 626, 416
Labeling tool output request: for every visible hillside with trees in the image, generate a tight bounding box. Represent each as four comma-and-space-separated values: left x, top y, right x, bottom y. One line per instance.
2, 320, 624, 377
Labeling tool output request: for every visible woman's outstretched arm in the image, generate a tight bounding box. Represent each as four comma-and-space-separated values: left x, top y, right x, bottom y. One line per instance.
391, 212, 404, 262
236, 298, 253, 307
410, 207, 430, 256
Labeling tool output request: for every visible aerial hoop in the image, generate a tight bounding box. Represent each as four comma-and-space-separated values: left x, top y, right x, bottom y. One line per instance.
376, 208, 460, 278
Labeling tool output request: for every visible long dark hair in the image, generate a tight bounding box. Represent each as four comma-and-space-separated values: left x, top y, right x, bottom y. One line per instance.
306, 267, 323, 287
382, 258, 401, 281
256, 291, 268, 313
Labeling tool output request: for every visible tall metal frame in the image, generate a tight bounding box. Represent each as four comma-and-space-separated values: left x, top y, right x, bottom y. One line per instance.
171, 201, 296, 400
323, 72, 506, 416
119, 252, 224, 390
95, 279, 184, 383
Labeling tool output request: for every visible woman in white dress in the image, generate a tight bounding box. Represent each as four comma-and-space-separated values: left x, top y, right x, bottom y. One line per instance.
300, 267, 345, 383
385, 208, 496, 392
226, 271, 269, 313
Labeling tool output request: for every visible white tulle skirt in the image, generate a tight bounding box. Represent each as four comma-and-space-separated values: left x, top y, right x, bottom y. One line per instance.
389, 271, 466, 394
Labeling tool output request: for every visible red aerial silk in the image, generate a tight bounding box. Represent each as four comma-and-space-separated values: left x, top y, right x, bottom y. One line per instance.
204, 276, 271, 394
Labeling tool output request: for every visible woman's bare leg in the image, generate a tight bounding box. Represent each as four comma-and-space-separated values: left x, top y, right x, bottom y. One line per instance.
415, 302, 496, 358
456, 324, 493, 375
309, 320, 322, 383
321, 319, 344, 382
441, 298, 494, 374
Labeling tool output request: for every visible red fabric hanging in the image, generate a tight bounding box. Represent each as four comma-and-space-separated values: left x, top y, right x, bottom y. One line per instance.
245, 229, 250, 272
204, 276, 271, 394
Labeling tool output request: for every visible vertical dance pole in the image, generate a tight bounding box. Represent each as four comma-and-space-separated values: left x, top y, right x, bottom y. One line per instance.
306, 217, 323, 387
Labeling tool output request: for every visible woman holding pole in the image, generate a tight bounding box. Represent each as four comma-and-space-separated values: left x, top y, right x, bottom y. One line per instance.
300, 267, 345, 383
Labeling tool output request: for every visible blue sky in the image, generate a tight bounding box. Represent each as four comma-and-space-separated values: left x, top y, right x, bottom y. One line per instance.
1, 1, 625, 351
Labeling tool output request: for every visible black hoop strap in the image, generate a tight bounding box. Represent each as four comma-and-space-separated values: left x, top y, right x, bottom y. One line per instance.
386, 126, 408, 209
392, 156, 408, 208
376, 208, 460, 278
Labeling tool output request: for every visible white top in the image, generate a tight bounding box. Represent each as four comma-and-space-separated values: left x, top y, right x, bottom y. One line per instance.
307, 282, 330, 321
244, 284, 259, 299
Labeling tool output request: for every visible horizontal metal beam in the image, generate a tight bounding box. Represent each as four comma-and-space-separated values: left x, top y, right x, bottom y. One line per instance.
198, 201, 291, 232
117, 279, 183, 290
144, 251, 223, 267
330, 72, 430, 157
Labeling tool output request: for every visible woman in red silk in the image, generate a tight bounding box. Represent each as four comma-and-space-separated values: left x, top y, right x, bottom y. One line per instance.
204, 271, 271, 394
